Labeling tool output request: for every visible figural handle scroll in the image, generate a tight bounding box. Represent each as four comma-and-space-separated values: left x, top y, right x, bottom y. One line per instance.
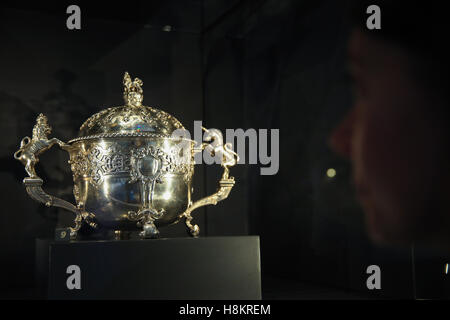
13, 113, 97, 239
180, 127, 239, 237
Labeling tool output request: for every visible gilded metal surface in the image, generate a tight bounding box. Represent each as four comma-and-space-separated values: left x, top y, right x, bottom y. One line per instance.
13, 114, 98, 239
13, 113, 66, 178
181, 127, 239, 236
14, 72, 238, 239
76, 72, 183, 140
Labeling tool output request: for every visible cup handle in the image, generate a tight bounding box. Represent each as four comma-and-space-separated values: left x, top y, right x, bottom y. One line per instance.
180, 127, 239, 237
13, 114, 97, 239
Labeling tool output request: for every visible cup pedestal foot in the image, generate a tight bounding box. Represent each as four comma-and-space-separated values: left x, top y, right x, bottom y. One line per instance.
139, 221, 160, 239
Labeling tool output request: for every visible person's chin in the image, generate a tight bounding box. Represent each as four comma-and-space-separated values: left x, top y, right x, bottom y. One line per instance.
366, 221, 411, 247
365, 208, 390, 245
363, 203, 413, 247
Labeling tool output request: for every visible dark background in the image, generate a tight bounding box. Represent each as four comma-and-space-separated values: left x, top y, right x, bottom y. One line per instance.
0, 0, 447, 299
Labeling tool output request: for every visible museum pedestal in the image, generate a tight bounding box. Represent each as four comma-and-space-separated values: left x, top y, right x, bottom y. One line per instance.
35, 236, 261, 300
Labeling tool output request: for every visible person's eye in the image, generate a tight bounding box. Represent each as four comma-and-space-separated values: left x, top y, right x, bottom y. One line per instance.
344, 67, 367, 100
354, 82, 366, 100
343, 69, 355, 85
344, 73, 357, 97
349, 76, 367, 100
344, 70, 358, 94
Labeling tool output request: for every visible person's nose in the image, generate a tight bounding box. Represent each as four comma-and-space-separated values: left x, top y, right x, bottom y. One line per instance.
329, 107, 356, 159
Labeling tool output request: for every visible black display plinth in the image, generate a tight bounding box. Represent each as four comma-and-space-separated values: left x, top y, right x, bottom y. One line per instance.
35, 236, 261, 300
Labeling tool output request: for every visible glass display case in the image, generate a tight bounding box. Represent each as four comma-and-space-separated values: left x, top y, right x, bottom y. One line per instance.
1, 0, 449, 300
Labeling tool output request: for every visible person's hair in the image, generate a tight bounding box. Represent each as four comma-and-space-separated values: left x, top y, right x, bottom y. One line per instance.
350, 1, 450, 108
350, 1, 447, 58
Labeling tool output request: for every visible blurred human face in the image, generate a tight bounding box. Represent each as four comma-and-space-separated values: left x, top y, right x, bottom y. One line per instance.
330, 29, 450, 248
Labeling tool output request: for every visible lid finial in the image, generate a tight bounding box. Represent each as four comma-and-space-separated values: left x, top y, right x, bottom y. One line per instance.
123, 72, 144, 107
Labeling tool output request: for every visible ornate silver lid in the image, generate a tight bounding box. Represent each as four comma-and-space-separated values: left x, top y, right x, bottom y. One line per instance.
69, 72, 184, 143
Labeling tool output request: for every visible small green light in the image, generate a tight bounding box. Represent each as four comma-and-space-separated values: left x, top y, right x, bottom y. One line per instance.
326, 168, 336, 178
